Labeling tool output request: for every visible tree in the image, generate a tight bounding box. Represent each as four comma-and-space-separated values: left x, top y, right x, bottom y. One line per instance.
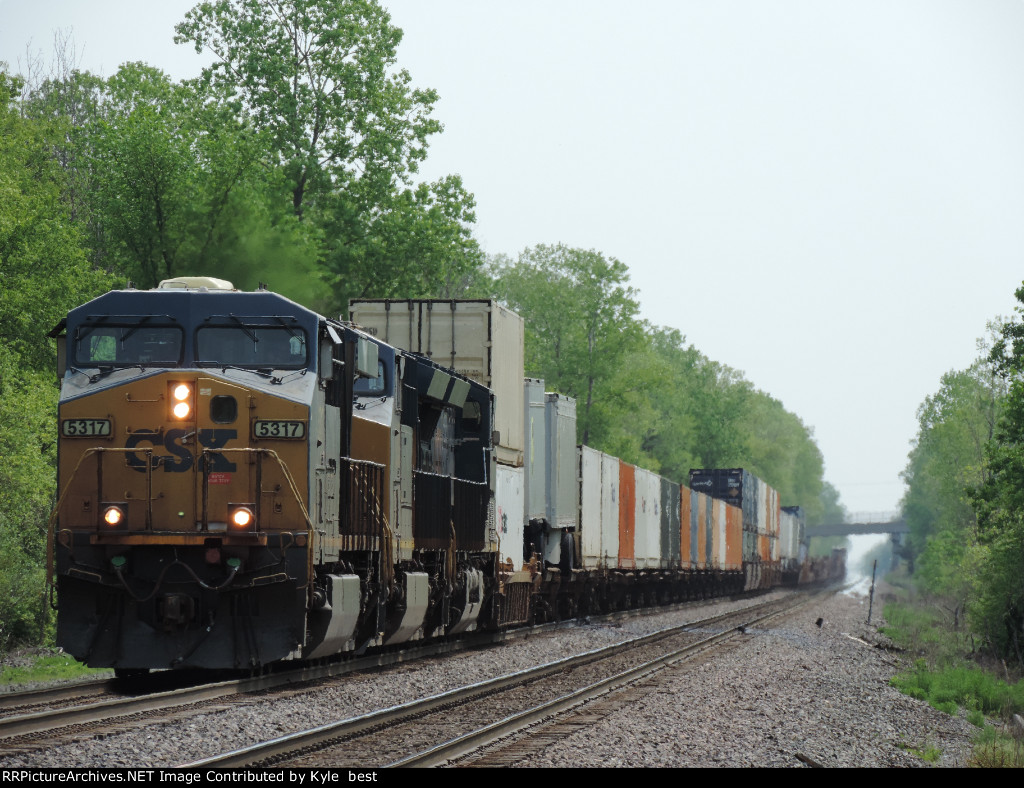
176, 0, 438, 218
492, 244, 649, 449
0, 68, 112, 649
0, 69, 111, 370
901, 360, 1000, 596
175, 0, 482, 313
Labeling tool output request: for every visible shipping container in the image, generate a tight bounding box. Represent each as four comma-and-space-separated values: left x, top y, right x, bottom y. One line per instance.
523, 378, 547, 523
780, 505, 804, 563
633, 467, 661, 570
660, 478, 681, 569
495, 464, 524, 569
690, 467, 780, 538
579, 445, 620, 569
545, 393, 577, 532
618, 461, 636, 569
688, 489, 712, 570
680, 488, 693, 569
725, 502, 743, 570
711, 498, 726, 569
688, 468, 743, 507
349, 299, 525, 467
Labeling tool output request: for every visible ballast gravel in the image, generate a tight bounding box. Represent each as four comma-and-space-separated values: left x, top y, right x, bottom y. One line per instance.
0, 582, 980, 768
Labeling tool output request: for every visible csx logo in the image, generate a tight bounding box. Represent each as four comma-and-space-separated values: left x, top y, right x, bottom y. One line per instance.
126, 429, 237, 473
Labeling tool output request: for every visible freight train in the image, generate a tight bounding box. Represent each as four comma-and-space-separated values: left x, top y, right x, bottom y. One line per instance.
47, 279, 845, 673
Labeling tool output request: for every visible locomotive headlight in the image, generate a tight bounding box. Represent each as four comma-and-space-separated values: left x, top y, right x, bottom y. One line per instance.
103, 506, 124, 526
169, 382, 193, 420
229, 506, 255, 529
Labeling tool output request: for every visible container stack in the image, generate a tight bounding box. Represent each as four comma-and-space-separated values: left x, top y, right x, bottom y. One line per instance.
688, 468, 780, 589
348, 299, 526, 563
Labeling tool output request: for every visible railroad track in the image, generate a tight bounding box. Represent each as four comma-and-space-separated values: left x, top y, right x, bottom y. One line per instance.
0, 680, 116, 718
181, 588, 826, 768
0, 630, 524, 754
0, 592, 724, 755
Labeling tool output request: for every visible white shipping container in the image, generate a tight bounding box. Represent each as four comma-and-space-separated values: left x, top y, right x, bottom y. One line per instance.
714, 499, 728, 569
579, 446, 620, 570
633, 468, 662, 570
779, 509, 796, 561
495, 464, 525, 569
349, 299, 525, 467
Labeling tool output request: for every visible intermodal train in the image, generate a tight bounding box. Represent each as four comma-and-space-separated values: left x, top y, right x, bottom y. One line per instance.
47, 279, 845, 673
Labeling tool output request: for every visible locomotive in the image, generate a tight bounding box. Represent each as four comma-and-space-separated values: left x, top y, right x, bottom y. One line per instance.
47, 279, 844, 673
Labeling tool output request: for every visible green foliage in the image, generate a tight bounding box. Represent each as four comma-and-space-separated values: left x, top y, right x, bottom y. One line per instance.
0, 71, 113, 371
492, 244, 650, 453
883, 585, 1024, 767
176, 0, 439, 217
970, 724, 1024, 768
891, 659, 1024, 718
0, 69, 114, 651
960, 296, 1024, 662
900, 356, 1000, 594
321, 175, 483, 314
0, 653, 109, 685
175, 0, 483, 313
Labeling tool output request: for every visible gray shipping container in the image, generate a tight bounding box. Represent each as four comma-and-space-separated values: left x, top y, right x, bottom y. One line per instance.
348, 299, 525, 467
523, 378, 547, 522
545, 392, 578, 532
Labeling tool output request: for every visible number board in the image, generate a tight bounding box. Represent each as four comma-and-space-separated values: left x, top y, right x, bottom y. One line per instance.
62, 418, 112, 437
253, 420, 306, 440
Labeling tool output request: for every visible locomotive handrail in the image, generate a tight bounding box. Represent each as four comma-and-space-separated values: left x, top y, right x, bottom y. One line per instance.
46, 446, 154, 605
201, 447, 315, 595
345, 459, 394, 591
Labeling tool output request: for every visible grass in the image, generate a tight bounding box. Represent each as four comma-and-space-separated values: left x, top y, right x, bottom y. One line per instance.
880, 569, 1024, 767
971, 723, 1024, 768
0, 651, 110, 686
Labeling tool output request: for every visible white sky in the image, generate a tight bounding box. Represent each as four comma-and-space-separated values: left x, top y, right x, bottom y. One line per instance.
4, 1, 1024, 516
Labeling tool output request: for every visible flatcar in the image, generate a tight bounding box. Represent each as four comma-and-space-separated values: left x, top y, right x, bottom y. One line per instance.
48, 281, 844, 673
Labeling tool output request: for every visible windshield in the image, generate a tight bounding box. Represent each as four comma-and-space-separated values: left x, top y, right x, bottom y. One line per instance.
75, 324, 182, 366
353, 360, 388, 396
196, 325, 308, 369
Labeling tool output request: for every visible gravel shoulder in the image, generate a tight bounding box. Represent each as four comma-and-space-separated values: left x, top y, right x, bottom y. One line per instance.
0, 583, 979, 768
526, 582, 978, 767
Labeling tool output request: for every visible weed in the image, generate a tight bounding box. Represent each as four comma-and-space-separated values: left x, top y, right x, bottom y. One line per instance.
0, 652, 109, 685
970, 725, 1024, 768
896, 737, 942, 763
881, 575, 1024, 767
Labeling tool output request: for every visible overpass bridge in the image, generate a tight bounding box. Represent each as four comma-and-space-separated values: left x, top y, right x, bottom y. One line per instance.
807, 520, 908, 538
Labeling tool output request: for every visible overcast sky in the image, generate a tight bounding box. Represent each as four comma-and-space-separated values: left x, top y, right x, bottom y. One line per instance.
4, 1, 1024, 517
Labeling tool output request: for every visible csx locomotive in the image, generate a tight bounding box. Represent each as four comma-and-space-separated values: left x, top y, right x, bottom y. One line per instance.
49, 277, 496, 672
48, 279, 843, 674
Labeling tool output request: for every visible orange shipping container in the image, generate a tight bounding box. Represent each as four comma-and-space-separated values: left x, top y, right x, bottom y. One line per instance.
618, 461, 636, 569
726, 503, 743, 570
680, 488, 693, 570
711, 499, 724, 569
695, 491, 708, 570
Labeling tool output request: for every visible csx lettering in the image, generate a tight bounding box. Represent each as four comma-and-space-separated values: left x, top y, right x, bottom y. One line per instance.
126, 429, 237, 473
198, 429, 237, 472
